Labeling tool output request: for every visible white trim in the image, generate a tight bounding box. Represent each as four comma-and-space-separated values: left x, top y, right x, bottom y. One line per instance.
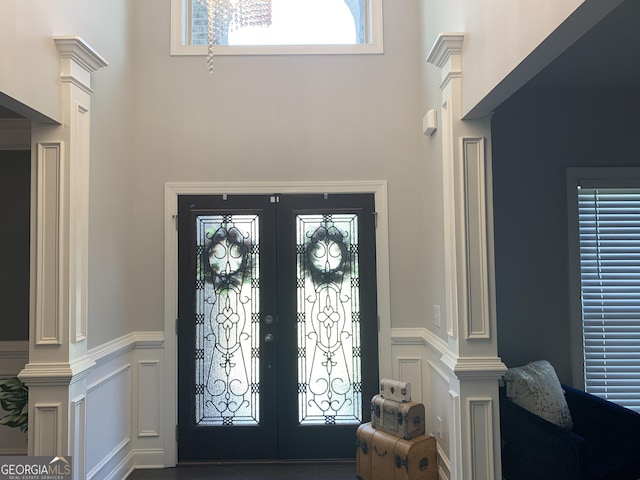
449, 389, 462, 480
391, 327, 448, 357
137, 361, 161, 438
390, 328, 505, 381
163, 180, 391, 466
87, 436, 130, 480
461, 137, 491, 340
110, 449, 166, 480
87, 363, 130, 393
87, 331, 164, 367
169, 0, 384, 56
70, 395, 86, 480
0, 341, 29, 360
70, 102, 90, 345
53, 36, 109, 74
437, 443, 451, 480
33, 403, 62, 456
426, 34, 464, 91
34, 142, 63, 346
426, 33, 464, 69
467, 397, 495, 480
441, 96, 458, 340
19, 358, 95, 386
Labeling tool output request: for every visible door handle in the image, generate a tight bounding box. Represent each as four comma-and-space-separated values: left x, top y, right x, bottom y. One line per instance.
264, 333, 275, 343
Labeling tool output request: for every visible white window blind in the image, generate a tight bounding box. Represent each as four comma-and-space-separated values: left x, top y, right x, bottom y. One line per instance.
578, 187, 640, 413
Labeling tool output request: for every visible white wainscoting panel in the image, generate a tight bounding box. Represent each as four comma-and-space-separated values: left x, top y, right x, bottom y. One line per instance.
33, 403, 62, 456
427, 359, 451, 465
86, 363, 131, 479
467, 397, 494, 480
87, 437, 130, 480
137, 361, 160, 437
462, 137, 491, 340
391, 328, 454, 480
395, 357, 423, 403
71, 395, 87, 480
449, 389, 462, 480
35, 142, 63, 346
70, 102, 90, 344
84, 332, 164, 480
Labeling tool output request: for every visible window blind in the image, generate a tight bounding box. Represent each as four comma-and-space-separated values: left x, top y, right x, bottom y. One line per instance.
578, 187, 640, 413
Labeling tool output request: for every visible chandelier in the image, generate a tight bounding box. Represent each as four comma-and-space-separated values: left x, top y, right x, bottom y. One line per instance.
203, 0, 272, 72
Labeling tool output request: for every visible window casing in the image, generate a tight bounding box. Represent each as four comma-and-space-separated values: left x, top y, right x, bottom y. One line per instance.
170, 0, 384, 56
568, 168, 640, 413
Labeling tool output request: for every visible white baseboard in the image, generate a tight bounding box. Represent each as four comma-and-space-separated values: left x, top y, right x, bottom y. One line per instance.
104, 448, 165, 480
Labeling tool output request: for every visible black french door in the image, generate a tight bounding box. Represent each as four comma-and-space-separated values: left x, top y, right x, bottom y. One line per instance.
177, 193, 379, 461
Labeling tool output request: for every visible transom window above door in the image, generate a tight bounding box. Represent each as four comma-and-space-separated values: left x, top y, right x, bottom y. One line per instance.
170, 0, 384, 56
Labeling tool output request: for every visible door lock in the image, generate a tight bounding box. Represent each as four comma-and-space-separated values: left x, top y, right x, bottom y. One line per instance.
264, 314, 275, 325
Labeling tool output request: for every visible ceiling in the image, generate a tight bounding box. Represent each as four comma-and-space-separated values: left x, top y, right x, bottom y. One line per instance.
524, 0, 640, 89
0, 104, 24, 119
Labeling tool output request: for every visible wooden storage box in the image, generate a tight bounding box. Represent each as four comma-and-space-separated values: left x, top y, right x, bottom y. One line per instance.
380, 378, 411, 402
356, 422, 377, 480
356, 423, 437, 480
371, 394, 425, 440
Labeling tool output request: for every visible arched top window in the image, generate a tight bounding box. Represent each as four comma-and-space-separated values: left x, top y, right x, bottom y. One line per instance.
170, 0, 383, 56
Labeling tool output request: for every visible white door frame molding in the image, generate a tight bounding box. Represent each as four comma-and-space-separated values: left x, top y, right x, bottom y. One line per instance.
163, 180, 391, 466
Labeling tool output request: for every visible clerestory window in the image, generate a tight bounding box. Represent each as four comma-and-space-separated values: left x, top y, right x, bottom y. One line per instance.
170, 0, 383, 56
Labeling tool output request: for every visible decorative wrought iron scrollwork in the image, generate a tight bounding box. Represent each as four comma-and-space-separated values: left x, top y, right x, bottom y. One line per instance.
296, 213, 362, 425
195, 214, 260, 427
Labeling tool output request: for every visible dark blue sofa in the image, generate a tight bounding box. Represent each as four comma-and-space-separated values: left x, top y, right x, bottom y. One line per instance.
500, 384, 640, 480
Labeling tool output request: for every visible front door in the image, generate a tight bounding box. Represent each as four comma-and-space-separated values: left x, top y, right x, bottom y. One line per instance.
177, 193, 379, 461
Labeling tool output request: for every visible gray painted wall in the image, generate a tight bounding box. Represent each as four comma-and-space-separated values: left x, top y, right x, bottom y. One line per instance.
491, 88, 640, 383
0, 150, 29, 341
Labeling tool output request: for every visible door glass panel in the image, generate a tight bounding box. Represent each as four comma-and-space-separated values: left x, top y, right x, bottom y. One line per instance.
195, 214, 260, 426
296, 213, 362, 425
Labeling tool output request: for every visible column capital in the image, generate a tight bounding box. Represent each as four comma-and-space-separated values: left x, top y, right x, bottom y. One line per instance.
54, 36, 108, 94
426, 33, 465, 90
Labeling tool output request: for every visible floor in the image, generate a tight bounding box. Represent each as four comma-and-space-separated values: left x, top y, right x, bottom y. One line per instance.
126, 462, 356, 479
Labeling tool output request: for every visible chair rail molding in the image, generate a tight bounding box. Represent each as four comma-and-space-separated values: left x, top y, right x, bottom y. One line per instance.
426, 32, 506, 480
18, 36, 108, 474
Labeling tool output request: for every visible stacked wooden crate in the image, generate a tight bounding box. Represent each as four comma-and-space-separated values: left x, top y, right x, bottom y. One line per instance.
356, 379, 437, 480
